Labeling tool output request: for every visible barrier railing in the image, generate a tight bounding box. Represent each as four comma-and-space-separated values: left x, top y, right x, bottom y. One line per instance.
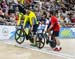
63, 23, 75, 28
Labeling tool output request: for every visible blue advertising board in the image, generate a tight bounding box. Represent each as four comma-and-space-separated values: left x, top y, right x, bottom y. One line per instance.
9, 27, 75, 39
59, 28, 75, 38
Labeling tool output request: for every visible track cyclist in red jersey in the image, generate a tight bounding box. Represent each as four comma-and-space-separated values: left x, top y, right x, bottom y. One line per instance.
47, 11, 62, 51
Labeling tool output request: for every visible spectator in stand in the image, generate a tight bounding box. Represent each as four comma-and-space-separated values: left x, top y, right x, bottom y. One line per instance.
8, 5, 15, 15
0, 7, 4, 18
0, 7, 3, 15
0, 0, 75, 26
5, 13, 16, 25
58, 14, 66, 27
64, 13, 71, 23
0, 17, 5, 25
71, 13, 75, 23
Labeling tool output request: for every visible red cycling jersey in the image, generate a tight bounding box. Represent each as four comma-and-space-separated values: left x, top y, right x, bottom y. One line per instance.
50, 16, 60, 31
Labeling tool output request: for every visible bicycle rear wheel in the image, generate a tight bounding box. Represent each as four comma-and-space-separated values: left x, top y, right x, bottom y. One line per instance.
45, 34, 56, 48
15, 29, 25, 44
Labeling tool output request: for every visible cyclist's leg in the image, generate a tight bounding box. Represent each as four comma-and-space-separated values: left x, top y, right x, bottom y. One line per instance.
50, 31, 57, 48
46, 23, 51, 44
52, 31, 60, 46
24, 23, 30, 40
30, 24, 39, 46
51, 31, 62, 51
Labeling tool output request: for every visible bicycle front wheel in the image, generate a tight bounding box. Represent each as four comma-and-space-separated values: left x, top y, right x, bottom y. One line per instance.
36, 33, 45, 49
15, 29, 25, 44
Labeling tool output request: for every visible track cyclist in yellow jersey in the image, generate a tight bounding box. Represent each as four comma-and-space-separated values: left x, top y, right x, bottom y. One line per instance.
23, 7, 39, 46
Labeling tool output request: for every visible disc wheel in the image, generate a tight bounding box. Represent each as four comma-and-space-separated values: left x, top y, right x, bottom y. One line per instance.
49, 39, 56, 48
15, 29, 25, 44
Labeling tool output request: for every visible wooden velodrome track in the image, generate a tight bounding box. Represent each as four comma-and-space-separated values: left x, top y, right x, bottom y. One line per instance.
0, 39, 75, 59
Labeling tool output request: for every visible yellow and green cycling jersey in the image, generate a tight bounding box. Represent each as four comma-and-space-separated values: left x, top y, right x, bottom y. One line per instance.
23, 11, 38, 27
17, 11, 38, 27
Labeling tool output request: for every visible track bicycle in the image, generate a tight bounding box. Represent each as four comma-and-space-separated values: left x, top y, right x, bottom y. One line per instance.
36, 27, 56, 49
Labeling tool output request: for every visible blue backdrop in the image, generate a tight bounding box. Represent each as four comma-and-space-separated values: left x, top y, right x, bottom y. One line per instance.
59, 28, 75, 38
